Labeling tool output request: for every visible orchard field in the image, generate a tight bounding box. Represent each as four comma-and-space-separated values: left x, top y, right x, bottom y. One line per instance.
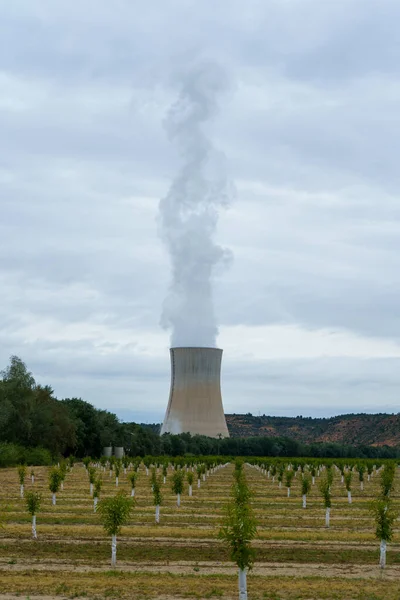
0, 458, 399, 600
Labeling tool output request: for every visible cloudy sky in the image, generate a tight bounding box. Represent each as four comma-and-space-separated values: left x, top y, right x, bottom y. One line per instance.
1, 0, 400, 423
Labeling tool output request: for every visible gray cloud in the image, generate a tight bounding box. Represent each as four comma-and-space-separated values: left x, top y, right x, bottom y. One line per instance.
1, 0, 400, 421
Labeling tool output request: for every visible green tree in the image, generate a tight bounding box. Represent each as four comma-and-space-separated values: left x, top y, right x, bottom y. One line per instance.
171, 470, 185, 507
219, 466, 257, 600
48, 467, 62, 505
25, 491, 41, 539
344, 472, 352, 504
371, 499, 398, 569
128, 472, 137, 497
17, 465, 26, 498
152, 476, 163, 523
301, 473, 312, 508
187, 471, 194, 496
93, 477, 102, 512
319, 475, 332, 527
88, 467, 97, 496
97, 492, 134, 567
285, 470, 295, 497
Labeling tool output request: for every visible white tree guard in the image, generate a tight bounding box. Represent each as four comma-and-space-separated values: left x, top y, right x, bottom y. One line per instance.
348, 491, 352, 504
155, 505, 160, 523
302, 494, 306, 508
32, 515, 37, 539
90, 483, 93, 496
131, 488, 135, 497
94, 497, 98, 512
189, 485, 192, 497
239, 568, 247, 600
380, 539, 387, 569
52, 493, 56, 506
177, 493, 181, 507
116, 477, 119, 487
111, 534, 117, 567
20, 485, 24, 498
287, 488, 290, 497
198, 479, 201, 488
325, 507, 330, 527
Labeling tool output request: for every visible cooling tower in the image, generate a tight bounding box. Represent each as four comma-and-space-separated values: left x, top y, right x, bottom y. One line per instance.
160, 347, 229, 438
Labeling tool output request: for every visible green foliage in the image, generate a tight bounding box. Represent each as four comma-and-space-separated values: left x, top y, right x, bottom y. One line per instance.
128, 472, 137, 489
162, 463, 168, 477
48, 467, 63, 494
83, 457, 91, 469
370, 499, 398, 542
152, 478, 163, 506
17, 465, 26, 485
150, 467, 157, 486
285, 470, 295, 488
301, 473, 311, 496
114, 460, 121, 478
68, 456, 76, 468
326, 465, 334, 487
357, 464, 365, 481
318, 476, 332, 508
171, 470, 185, 495
187, 471, 194, 486
380, 463, 396, 498
97, 492, 134, 536
344, 472, 352, 491
88, 467, 97, 484
219, 468, 257, 571
25, 491, 41, 515
93, 477, 103, 499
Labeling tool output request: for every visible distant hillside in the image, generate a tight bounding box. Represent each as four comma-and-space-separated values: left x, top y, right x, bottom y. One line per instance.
225, 413, 400, 447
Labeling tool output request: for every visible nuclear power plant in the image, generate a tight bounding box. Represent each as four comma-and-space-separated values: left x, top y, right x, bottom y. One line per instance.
160, 347, 229, 438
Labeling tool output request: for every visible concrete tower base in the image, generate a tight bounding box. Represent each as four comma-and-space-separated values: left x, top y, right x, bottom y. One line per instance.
161, 347, 229, 438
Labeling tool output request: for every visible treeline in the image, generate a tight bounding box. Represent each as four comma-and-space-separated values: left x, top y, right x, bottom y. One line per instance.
0, 356, 156, 459
1, 356, 399, 463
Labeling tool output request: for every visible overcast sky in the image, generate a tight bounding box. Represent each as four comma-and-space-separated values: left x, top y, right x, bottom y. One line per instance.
1, 0, 400, 423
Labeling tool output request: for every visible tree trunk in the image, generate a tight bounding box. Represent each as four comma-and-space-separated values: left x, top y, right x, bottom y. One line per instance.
90, 483, 93, 496
20, 484, 24, 498
238, 568, 247, 600
131, 488, 135, 497
32, 515, 37, 539
52, 493, 56, 506
189, 485, 192, 496
348, 491, 352, 504
111, 534, 117, 567
177, 493, 181, 507
155, 505, 160, 523
198, 479, 201, 488
302, 494, 306, 508
325, 507, 330, 527
380, 539, 387, 569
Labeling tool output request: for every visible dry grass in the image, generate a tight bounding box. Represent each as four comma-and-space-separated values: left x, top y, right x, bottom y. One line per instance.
0, 462, 399, 599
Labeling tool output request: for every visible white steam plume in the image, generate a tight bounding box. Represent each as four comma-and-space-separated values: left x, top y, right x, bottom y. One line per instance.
159, 62, 233, 348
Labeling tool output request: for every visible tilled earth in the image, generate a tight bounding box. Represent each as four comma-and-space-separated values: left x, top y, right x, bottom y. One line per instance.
0, 463, 399, 599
